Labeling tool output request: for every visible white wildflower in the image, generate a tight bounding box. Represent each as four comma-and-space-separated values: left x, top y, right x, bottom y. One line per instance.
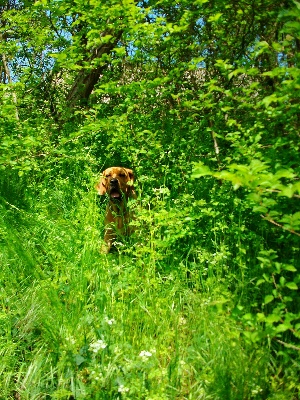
139, 350, 152, 359
105, 317, 116, 325
66, 336, 76, 345
90, 339, 107, 353
118, 384, 129, 393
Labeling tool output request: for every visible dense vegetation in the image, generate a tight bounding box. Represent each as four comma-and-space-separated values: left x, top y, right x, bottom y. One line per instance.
1, 0, 299, 398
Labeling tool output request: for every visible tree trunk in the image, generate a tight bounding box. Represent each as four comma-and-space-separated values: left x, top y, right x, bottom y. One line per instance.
66, 31, 123, 109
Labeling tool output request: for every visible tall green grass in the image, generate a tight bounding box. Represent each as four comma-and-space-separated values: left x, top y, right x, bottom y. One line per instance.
0, 173, 297, 399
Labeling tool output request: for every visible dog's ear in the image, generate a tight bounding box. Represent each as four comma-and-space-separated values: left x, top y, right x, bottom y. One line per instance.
95, 174, 107, 195
126, 168, 134, 182
125, 168, 136, 199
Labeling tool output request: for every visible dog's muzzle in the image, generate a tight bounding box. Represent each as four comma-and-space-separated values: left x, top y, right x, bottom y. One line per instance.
109, 179, 122, 200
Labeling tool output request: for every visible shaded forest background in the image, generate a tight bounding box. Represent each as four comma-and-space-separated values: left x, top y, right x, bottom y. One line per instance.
0, 0, 300, 398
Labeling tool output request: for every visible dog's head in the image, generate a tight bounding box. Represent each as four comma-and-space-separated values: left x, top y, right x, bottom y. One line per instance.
96, 167, 135, 201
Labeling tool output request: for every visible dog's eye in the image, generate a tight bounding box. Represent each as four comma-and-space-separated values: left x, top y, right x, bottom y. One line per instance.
105, 174, 111, 178
119, 173, 126, 177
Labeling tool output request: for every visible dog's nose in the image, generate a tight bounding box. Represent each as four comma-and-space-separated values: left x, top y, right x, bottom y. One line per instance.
110, 178, 118, 185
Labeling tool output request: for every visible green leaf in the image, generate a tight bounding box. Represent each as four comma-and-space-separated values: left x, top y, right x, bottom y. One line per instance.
253, 205, 268, 213
74, 354, 86, 366
191, 163, 213, 178
265, 314, 281, 324
261, 94, 278, 107
276, 323, 291, 333
285, 282, 298, 290
274, 169, 295, 179
283, 265, 297, 272
208, 13, 223, 22
279, 276, 286, 286
228, 68, 245, 80
264, 295, 274, 304
280, 186, 294, 198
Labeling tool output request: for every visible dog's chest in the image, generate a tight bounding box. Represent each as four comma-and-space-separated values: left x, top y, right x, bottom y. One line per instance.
106, 204, 129, 234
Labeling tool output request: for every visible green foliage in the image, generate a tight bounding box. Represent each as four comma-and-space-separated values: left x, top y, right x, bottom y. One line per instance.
0, 188, 273, 399
1, 0, 300, 398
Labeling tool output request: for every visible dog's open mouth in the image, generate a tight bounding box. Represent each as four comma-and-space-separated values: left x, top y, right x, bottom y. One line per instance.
109, 188, 122, 200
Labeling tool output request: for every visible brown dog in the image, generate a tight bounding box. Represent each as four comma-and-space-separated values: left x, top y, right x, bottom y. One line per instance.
96, 167, 136, 253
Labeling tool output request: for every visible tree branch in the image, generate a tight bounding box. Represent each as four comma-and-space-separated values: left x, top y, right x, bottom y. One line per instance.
66, 31, 123, 109
1, 35, 19, 120
260, 214, 300, 237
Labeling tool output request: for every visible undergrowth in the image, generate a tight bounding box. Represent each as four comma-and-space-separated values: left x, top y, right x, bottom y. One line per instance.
1, 172, 298, 399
